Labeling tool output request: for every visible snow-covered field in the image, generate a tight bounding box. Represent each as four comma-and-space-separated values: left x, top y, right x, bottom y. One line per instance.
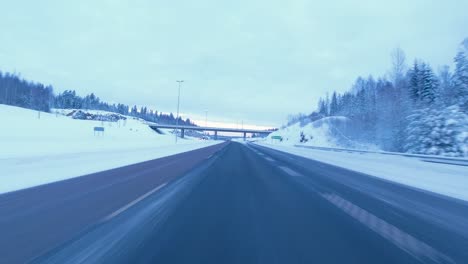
0, 105, 222, 194
256, 142, 468, 202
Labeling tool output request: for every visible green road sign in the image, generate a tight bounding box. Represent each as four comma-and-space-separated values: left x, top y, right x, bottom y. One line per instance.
271, 136, 283, 140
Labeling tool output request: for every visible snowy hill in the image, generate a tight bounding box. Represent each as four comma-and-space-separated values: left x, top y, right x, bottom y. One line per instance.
264, 116, 379, 150
0, 104, 221, 193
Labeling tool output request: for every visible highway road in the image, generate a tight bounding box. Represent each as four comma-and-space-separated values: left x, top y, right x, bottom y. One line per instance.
1, 142, 467, 263
0, 143, 227, 264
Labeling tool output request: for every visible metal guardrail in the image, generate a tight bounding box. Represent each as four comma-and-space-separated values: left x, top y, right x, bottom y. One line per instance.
293, 145, 468, 167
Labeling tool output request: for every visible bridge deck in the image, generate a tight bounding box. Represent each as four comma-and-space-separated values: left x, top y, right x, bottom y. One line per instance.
148, 123, 275, 134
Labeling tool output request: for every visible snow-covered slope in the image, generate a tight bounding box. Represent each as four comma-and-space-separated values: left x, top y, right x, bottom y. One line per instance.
1, 106, 179, 158
0, 105, 221, 194
264, 116, 378, 150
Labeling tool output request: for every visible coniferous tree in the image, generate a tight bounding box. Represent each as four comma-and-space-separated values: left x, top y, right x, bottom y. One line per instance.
452, 39, 468, 110
438, 66, 454, 106
329, 92, 338, 116
317, 99, 328, 116
419, 63, 438, 104
408, 61, 421, 102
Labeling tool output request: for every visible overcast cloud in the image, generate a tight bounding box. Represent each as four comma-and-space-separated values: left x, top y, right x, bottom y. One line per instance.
1, 0, 468, 127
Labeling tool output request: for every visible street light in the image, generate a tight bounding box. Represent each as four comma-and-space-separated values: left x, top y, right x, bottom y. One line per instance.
204, 110, 208, 127
175, 80, 184, 143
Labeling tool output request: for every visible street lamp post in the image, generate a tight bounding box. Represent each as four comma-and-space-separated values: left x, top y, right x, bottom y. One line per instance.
205, 110, 208, 127
175, 80, 184, 143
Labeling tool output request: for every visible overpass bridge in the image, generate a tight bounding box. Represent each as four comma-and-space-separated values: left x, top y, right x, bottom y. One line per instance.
148, 123, 276, 140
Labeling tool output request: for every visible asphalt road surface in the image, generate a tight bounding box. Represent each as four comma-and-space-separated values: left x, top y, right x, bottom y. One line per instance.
1, 142, 467, 263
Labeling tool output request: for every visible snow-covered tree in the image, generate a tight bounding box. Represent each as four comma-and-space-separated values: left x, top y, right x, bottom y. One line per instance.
405, 105, 468, 156
408, 61, 439, 105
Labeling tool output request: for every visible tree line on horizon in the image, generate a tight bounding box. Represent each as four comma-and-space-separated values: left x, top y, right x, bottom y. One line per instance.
0, 74, 195, 126
305, 38, 468, 156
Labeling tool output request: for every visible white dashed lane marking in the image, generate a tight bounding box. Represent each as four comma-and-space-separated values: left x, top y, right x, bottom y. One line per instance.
103, 183, 168, 221
278, 166, 303, 177
321, 193, 454, 264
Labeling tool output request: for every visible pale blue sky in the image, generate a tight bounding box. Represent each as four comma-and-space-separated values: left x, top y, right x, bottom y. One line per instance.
1, 0, 468, 127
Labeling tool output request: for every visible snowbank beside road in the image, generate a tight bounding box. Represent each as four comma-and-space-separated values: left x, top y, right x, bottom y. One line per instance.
0, 105, 222, 194
255, 142, 468, 202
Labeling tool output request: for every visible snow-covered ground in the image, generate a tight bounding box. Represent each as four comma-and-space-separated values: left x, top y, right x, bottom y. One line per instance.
255, 142, 468, 202
0, 105, 222, 194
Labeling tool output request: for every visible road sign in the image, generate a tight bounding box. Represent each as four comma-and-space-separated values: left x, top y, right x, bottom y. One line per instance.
94, 126, 105, 136
271, 136, 283, 140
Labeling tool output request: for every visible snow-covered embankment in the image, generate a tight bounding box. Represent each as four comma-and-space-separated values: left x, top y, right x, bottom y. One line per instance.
0, 105, 221, 194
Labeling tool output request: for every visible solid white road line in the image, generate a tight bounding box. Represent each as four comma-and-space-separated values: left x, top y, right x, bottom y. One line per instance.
103, 182, 168, 221
265, 157, 275, 162
321, 193, 454, 264
278, 166, 303, 177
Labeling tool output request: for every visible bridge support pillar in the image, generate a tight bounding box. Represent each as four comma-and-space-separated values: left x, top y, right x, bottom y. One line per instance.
214, 131, 218, 140
243, 132, 246, 141
181, 128, 185, 139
